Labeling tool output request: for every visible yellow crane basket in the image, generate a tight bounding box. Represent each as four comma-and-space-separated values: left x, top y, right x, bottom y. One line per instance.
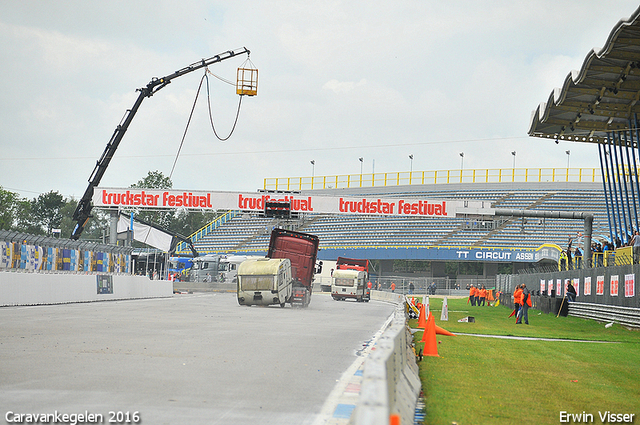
236, 58, 258, 96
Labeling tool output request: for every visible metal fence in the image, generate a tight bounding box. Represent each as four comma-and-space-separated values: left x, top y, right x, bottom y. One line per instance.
368, 276, 496, 296
1, 230, 132, 274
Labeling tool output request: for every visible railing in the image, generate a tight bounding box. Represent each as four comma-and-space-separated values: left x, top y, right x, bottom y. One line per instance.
568, 302, 640, 328
174, 210, 238, 254
555, 248, 634, 270
264, 168, 602, 191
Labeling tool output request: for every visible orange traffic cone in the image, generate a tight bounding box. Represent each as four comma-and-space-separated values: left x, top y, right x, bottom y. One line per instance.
417, 302, 427, 329
421, 312, 438, 357
389, 414, 400, 425
435, 324, 456, 336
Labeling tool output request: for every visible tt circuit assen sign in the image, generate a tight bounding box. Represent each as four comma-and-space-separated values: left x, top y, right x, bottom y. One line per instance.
323, 244, 562, 263
93, 188, 492, 218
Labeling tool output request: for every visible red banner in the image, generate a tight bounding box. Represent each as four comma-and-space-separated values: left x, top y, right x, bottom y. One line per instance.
596, 275, 604, 295
610, 275, 619, 297
584, 276, 591, 296
625, 274, 635, 298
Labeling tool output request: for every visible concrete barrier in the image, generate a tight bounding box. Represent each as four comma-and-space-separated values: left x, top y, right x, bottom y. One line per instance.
0, 271, 172, 306
371, 289, 404, 304
350, 292, 420, 424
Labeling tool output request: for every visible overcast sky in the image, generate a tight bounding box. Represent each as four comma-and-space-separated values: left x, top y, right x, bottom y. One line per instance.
2, 1, 639, 200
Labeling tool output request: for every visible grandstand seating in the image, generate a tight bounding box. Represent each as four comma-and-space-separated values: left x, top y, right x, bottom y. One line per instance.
189, 183, 609, 254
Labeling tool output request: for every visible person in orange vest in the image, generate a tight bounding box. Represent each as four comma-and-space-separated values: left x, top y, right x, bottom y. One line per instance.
516, 284, 532, 324
513, 284, 523, 318
469, 285, 476, 306
390, 282, 396, 293
478, 285, 487, 306
486, 288, 495, 306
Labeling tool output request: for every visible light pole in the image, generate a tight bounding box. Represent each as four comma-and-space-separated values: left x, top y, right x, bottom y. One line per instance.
310, 160, 315, 189
511, 151, 516, 169
408, 154, 414, 184
459, 152, 464, 169
566, 150, 570, 169
359, 157, 363, 175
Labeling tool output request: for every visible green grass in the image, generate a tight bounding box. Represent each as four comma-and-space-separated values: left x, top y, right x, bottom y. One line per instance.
410, 298, 640, 425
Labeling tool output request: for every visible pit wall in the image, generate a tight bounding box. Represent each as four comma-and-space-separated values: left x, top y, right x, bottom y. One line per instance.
497, 265, 639, 308
349, 290, 420, 425
0, 271, 172, 306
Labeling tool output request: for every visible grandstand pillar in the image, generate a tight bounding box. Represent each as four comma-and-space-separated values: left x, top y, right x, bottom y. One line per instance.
109, 209, 118, 245
494, 209, 593, 268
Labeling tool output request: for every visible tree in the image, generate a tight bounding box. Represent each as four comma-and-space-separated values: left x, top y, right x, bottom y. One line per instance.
131, 170, 173, 190
0, 186, 19, 230
31, 191, 65, 236
169, 209, 219, 237
14, 198, 42, 234
128, 170, 174, 230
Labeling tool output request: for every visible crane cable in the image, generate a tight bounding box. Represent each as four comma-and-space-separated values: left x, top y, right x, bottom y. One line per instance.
169, 67, 243, 179
205, 68, 243, 142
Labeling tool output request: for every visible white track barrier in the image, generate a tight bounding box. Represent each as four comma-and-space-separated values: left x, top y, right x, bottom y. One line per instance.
349, 291, 420, 425
0, 271, 172, 306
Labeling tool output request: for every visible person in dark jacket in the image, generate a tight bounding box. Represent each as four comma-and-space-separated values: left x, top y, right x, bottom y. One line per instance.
566, 282, 576, 302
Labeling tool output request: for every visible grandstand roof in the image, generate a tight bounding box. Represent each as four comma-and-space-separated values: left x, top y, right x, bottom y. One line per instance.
528, 6, 640, 144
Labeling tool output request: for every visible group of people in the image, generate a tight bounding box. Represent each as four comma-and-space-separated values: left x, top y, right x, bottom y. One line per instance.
559, 237, 583, 270
467, 284, 489, 306
582, 230, 640, 266
512, 284, 532, 325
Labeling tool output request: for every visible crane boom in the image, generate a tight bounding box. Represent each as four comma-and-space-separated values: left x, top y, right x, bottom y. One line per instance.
71, 47, 250, 240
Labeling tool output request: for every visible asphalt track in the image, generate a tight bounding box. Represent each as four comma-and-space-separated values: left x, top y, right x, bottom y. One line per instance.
0, 292, 396, 425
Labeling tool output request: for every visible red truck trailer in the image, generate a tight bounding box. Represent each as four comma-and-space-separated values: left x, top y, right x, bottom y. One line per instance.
266, 228, 320, 307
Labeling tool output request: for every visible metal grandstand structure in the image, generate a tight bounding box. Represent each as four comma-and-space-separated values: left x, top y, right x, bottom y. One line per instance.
182, 181, 607, 267
529, 5, 640, 245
